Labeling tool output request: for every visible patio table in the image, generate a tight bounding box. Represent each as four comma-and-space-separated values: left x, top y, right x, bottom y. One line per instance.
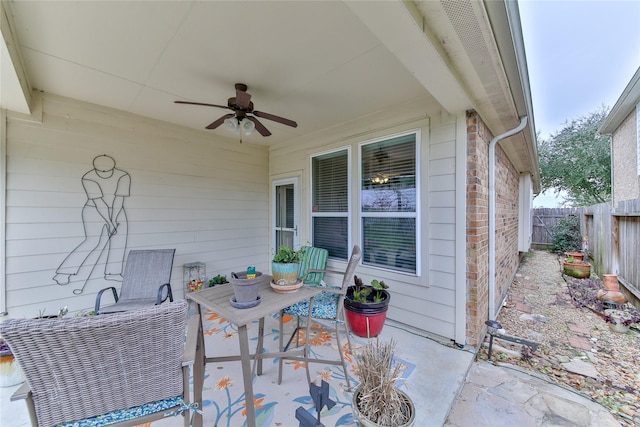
186, 276, 322, 427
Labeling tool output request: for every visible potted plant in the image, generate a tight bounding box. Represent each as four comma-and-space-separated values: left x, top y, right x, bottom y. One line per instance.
271, 245, 305, 285
352, 338, 415, 426
564, 251, 584, 262
562, 255, 591, 279
344, 275, 390, 338
229, 268, 263, 308
0, 339, 24, 387
209, 274, 228, 287
603, 307, 640, 333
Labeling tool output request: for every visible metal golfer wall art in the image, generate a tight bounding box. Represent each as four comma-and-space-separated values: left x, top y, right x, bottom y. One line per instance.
54, 154, 131, 295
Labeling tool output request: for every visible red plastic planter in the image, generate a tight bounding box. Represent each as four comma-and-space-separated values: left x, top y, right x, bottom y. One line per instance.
345, 309, 387, 338
344, 287, 390, 338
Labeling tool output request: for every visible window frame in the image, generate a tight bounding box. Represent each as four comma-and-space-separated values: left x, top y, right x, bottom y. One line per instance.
358, 130, 421, 275
309, 146, 351, 261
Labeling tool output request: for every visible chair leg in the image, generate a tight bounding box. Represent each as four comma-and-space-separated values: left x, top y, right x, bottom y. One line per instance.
278, 310, 284, 385
334, 320, 351, 390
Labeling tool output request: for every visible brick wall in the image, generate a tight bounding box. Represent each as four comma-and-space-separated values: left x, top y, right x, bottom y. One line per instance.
466, 111, 521, 347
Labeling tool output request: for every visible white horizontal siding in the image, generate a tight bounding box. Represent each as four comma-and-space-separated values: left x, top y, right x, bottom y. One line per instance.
3, 93, 270, 319
426, 118, 458, 338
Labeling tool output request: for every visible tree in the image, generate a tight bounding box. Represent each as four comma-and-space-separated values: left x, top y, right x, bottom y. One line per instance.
538, 107, 611, 206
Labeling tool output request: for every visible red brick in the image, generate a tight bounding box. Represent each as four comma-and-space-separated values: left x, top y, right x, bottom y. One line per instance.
515, 303, 532, 313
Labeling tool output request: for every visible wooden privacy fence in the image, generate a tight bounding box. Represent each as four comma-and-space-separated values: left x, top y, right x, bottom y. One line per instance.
531, 207, 582, 248
584, 199, 640, 304
531, 201, 640, 306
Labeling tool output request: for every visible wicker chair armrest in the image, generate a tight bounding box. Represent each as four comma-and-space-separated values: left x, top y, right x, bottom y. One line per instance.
183, 315, 200, 367
156, 283, 173, 304
95, 286, 119, 313
10, 381, 31, 402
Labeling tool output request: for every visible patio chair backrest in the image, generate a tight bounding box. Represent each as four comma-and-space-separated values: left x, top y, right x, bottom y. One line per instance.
119, 249, 175, 301
0, 300, 188, 427
340, 245, 362, 291
298, 246, 329, 286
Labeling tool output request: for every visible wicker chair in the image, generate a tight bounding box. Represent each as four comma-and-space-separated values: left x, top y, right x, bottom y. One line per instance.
0, 300, 204, 427
95, 249, 176, 314
278, 245, 362, 388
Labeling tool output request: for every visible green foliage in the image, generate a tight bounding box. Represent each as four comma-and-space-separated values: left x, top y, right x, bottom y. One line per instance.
209, 274, 228, 287
538, 107, 611, 206
550, 215, 582, 254
352, 275, 389, 303
272, 245, 305, 263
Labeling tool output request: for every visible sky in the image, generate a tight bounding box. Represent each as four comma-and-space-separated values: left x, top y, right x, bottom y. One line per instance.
517, 0, 640, 207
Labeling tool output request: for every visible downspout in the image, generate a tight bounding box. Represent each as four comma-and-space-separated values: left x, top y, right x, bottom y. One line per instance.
488, 116, 528, 320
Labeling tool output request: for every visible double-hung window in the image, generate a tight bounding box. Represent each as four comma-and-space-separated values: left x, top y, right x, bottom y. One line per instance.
361, 133, 417, 273
311, 149, 349, 260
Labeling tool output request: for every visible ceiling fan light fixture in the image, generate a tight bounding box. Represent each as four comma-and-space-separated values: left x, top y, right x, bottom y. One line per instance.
224, 117, 239, 133
241, 118, 255, 136
371, 173, 389, 185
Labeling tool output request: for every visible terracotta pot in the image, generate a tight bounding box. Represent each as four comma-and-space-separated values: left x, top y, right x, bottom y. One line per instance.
603, 274, 619, 291
564, 252, 584, 262
562, 261, 591, 279
597, 288, 628, 305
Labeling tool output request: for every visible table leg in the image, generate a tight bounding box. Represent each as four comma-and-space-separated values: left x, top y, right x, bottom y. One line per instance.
304, 295, 315, 385
278, 309, 284, 385
238, 325, 256, 427
193, 318, 204, 427
256, 317, 265, 376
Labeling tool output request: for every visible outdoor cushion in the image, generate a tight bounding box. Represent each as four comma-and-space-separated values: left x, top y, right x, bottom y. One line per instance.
56, 396, 185, 427
283, 287, 341, 319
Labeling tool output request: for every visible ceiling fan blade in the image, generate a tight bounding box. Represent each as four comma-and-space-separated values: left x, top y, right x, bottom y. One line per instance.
175, 100, 231, 110
247, 116, 272, 136
253, 110, 297, 128
235, 88, 252, 109
206, 113, 234, 130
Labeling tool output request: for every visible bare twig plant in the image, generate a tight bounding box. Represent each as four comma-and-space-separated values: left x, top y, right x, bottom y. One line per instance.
354, 338, 412, 426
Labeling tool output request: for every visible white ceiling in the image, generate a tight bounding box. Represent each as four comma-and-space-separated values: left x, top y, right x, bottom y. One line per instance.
1, 0, 540, 192
2, 0, 463, 145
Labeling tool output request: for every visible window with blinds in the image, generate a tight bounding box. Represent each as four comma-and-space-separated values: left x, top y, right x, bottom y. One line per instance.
311, 149, 349, 260
361, 133, 417, 273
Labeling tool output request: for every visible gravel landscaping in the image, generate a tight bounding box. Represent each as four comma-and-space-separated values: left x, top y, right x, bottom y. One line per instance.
479, 250, 640, 426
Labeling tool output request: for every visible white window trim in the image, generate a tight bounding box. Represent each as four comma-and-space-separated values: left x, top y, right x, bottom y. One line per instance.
358, 129, 421, 276
309, 146, 352, 260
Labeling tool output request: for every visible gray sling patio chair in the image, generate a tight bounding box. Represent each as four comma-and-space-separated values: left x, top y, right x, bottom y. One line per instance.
95, 248, 176, 314
278, 245, 362, 388
0, 300, 204, 427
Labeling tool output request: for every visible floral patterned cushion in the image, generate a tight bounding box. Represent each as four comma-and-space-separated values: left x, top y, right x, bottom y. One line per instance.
55, 396, 184, 427
283, 288, 340, 319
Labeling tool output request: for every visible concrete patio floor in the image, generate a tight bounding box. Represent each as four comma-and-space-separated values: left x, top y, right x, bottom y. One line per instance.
0, 316, 475, 427
1, 311, 619, 426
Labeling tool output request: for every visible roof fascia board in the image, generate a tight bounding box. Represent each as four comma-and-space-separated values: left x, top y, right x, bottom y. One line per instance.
599, 66, 640, 135
1, 0, 32, 114
345, 0, 472, 114
485, 0, 540, 191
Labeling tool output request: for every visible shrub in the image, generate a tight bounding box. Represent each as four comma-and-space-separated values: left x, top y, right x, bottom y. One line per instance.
550, 215, 581, 254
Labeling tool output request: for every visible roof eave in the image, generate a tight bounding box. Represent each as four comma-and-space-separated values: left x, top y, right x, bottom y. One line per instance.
599, 66, 640, 135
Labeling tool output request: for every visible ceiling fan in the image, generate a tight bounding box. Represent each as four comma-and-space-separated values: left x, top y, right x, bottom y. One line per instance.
174, 83, 297, 137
